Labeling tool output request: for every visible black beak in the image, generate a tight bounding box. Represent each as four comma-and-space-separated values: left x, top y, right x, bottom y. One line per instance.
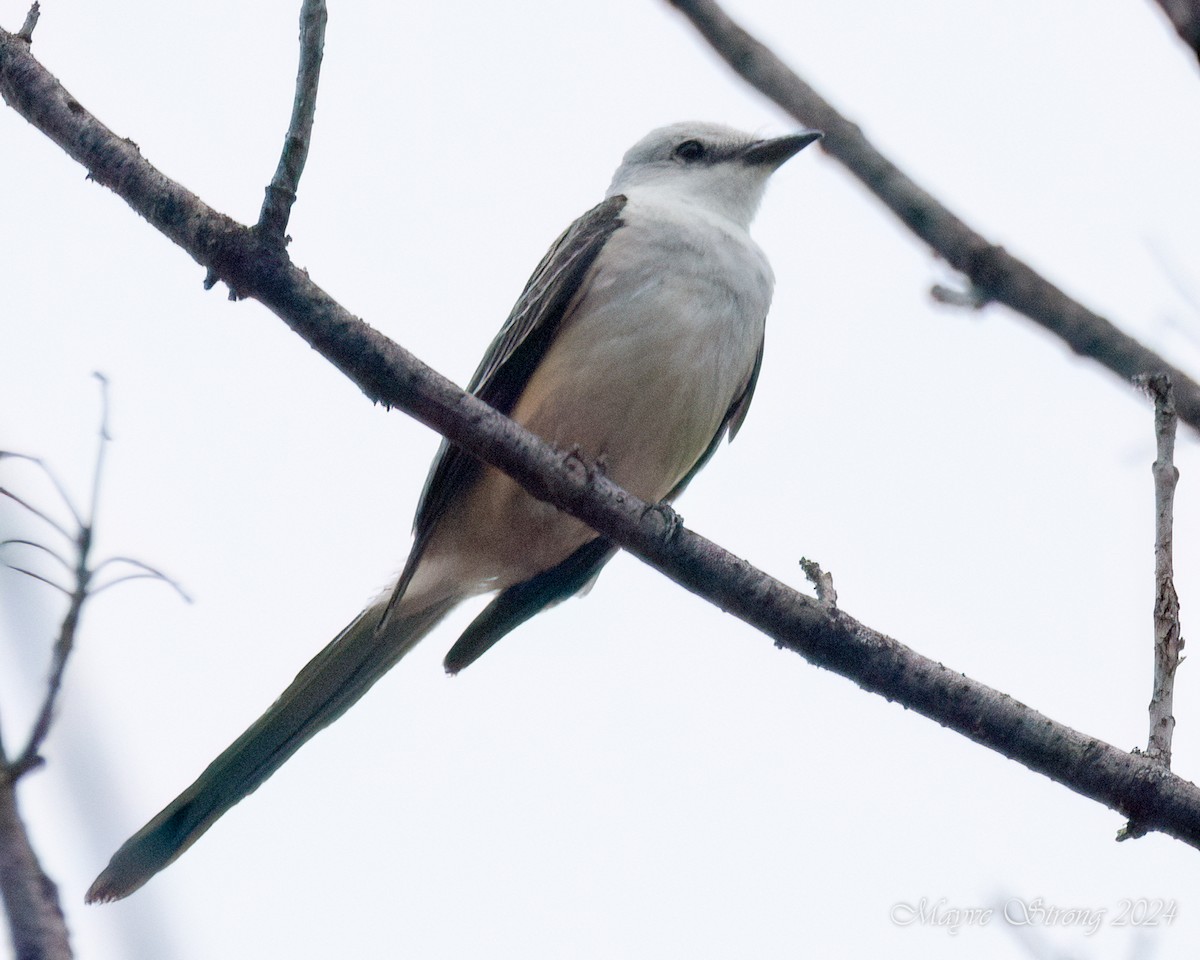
742, 131, 822, 167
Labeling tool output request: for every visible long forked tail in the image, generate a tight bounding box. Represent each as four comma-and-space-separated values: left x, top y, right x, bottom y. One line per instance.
86, 588, 457, 903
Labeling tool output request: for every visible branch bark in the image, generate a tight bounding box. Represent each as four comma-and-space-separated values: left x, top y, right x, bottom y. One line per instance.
15, 3, 38, 44
0, 384, 182, 951
4, 25, 1200, 851
0, 781, 71, 960
666, 0, 1200, 432
1141, 374, 1184, 767
1150, 0, 1200, 62
0, 455, 81, 960
257, 0, 327, 241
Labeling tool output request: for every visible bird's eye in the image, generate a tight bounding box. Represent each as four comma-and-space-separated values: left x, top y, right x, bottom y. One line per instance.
673, 139, 706, 162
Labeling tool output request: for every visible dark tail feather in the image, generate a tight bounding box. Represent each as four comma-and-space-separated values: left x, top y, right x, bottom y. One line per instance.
443, 538, 615, 675
86, 592, 456, 903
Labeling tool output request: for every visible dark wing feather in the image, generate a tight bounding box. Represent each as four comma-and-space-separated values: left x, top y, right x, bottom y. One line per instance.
413, 194, 627, 541
461, 194, 629, 400
725, 337, 763, 442
381, 195, 627, 616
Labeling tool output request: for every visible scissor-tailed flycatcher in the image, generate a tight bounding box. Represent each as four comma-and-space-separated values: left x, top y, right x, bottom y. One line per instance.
87, 121, 820, 902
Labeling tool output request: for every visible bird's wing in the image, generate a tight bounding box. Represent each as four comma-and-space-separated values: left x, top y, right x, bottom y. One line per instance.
384, 194, 627, 611
459, 194, 630, 406
663, 336, 764, 503
725, 337, 764, 443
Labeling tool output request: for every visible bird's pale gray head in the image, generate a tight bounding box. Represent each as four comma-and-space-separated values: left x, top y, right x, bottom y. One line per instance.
605, 121, 820, 227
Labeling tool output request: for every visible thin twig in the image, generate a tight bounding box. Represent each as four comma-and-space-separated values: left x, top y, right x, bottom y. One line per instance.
1141, 373, 1184, 766
6, 388, 112, 777
15, 2, 39, 43
0, 539, 72, 572
257, 0, 328, 241
1119, 373, 1185, 842
92, 556, 193, 602
930, 283, 989, 310
799, 557, 837, 607
665, 0, 1200, 431
86, 372, 110, 530
9, 555, 88, 775
0, 451, 84, 530
6, 582, 85, 780
3, 567, 70, 596
7, 25, 1200, 847
91, 571, 191, 600
0, 487, 72, 541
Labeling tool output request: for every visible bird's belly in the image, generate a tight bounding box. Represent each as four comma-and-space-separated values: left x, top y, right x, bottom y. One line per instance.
515, 300, 751, 499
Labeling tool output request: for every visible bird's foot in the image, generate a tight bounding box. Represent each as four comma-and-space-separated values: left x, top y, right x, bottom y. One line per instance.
643, 501, 684, 541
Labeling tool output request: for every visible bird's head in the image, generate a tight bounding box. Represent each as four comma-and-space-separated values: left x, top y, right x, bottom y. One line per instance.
606, 122, 820, 228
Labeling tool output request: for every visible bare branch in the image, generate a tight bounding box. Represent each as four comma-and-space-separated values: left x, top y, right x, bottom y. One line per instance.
665, 0, 1200, 430
15, 2, 38, 44
9, 539, 92, 780
799, 557, 837, 607
85, 372, 111, 530
1, 393, 189, 785
0, 338, 77, 959
0, 781, 72, 960
0, 487, 72, 542
0, 453, 83, 527
2, 566, 70, 596
13, 579, 88, 777
1149, 0, 1200, 63
0, 449, 84, 531
0, 539, 72, 573
91, 570, 192, 601
930, 282, 989, 311
0, 378, 186, 952
92, 556, 192, 601
1120, 373, 1186, 842
1140, 374, 1184, 767
2, 379, 121, 779
257, 0, 328, 241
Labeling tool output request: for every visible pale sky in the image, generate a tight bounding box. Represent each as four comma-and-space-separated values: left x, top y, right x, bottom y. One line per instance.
3, 1, 1200, 958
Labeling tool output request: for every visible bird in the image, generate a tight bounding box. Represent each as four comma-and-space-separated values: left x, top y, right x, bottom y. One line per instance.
86, 121, 820, 902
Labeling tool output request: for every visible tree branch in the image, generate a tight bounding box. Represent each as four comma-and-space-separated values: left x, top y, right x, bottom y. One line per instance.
4, 25, 1200, 850
0, 377, 186, 954
0, 451, 85, 533
5, 381, 112, 780
1149, 0, 1200, 63
666, 0, 1200, 431
15, 2, 38, 44
0, 782, 71, 960
257, 0, 327, 241
1141, 374, 1184, 767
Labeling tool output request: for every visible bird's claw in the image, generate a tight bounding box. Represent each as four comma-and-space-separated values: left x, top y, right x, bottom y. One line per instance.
643, 501, 683, 540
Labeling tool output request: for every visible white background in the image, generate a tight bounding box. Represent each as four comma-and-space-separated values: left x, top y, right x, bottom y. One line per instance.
3, 1, 1200, 957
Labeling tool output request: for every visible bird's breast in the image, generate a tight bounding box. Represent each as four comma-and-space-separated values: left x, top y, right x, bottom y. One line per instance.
511, 200, 773, 502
